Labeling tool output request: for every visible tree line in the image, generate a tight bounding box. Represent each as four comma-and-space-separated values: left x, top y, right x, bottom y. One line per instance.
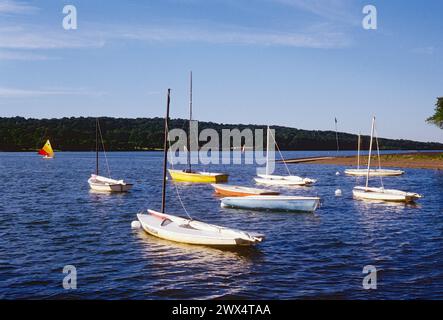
1, 116, 442, 151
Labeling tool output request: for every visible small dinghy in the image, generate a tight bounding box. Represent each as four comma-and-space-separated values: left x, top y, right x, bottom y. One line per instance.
88, 174, 133, 192
221, 195, 320, 212
137, 89, 264, 247
255, 126, 316, 186
353, 117, 421, 203
212, 184, 280, 197
38, 139, 54, 159
345, 168, 404, 176
353, 186, 421, 203
344, 133, 404, 176
255, 174, 316, 186
137, 210, 264, 246
88, 118, 133, 193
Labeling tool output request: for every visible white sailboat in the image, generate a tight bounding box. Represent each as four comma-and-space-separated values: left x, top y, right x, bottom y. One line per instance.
345, 132, 404, 177
254, 126, 316, 186
88, 118, 133, 193
352, 117, 421, 203
137, 89, 264, 246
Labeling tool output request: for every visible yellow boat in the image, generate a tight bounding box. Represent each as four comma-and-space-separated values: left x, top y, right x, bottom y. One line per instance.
167, 72, 229, 184
168, 169, 228, 183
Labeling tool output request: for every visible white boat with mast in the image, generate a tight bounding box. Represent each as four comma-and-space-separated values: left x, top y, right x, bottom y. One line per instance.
352, 117, 421, 203
137, 89, 264, 246
345, 132, 404, 177
88, 118, 133, 193
254, 126, 316, 186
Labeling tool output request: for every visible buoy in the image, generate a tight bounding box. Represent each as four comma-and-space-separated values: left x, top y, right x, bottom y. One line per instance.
131, 221, 141, 229
335, 189, 342, 197
335, 171, 340, 176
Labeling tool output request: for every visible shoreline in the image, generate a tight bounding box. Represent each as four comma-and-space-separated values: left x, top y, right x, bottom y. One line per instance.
281, 152, 443, 170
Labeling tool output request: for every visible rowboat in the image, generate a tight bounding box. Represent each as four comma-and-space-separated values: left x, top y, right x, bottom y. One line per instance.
220, 195, 320, 212
345, 168, 404, 176
255, 126, 316, 186
353, 117, 420, 203
255, 174, 316, 186
137, 89, 264, 247
168, 72, 229, 183
212, 184, 280, 197
344, 132, 404, 176
353, 186, 421, 203
88, 118, 133, 193
38, 139, 54, 159
137, 210, 264, 246
168, 169, 228, 183
88, 174, 133, 192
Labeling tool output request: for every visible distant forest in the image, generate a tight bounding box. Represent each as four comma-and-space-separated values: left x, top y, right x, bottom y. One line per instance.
1, 117, 442, 151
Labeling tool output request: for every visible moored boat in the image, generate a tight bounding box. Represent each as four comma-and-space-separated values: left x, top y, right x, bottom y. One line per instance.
220, 195, 320, 212
168, 169, 228, 183
344, 132, 404, 176
353, 117, 420, 203
255, 174, 316, 186
345, 168, 404, 176
88, 118, 133, 193
137, 89, 264, 247
88, 174, 133, 192
137, 210, 264, 246
255, 126, 316, 186
352, 186, 421, 203
212, 184, 280, 197
168, 72, 229, 183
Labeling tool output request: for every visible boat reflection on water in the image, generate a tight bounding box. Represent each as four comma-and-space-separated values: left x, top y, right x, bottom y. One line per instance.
134, 228, 264, 299
353, 197, 422, 212
135, 227, 264, 259
88, 189, 131, 206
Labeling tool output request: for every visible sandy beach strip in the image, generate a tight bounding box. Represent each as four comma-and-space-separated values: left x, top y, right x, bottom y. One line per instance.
280, 152, 443, 170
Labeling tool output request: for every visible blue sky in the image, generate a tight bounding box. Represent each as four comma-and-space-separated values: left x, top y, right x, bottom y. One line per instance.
0, 0, 442, 142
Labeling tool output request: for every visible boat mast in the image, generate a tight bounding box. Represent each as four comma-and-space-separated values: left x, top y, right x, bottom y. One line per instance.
335, 117, 339, 155
96, 118, 99, 176
266, 126, 270, 176
161, 89, 171, 213
357, 132, 361, 170
187, 71, 192, 172
365, 117, 375, 189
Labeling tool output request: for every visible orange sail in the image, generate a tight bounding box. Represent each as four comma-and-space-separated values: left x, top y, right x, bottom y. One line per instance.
38, 140, 54, 158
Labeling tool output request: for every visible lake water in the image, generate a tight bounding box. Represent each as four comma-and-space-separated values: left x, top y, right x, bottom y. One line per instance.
1, 151, 443, 299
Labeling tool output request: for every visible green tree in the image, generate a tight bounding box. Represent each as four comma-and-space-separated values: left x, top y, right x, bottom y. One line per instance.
426, 97, 443, 128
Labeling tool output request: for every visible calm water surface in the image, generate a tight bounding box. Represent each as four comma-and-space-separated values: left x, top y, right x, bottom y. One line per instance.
1, 151, 443, 299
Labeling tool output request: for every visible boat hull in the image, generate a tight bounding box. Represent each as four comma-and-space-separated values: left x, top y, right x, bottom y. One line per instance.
254, 174, 316, 186
88, 175, 133, 193
352, 186, 421, 203
345, 169, 404, 176
221, 196, 320, 212
168, 169, 228, 183
137, 210, 264, 246
212, 184, 279, 197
